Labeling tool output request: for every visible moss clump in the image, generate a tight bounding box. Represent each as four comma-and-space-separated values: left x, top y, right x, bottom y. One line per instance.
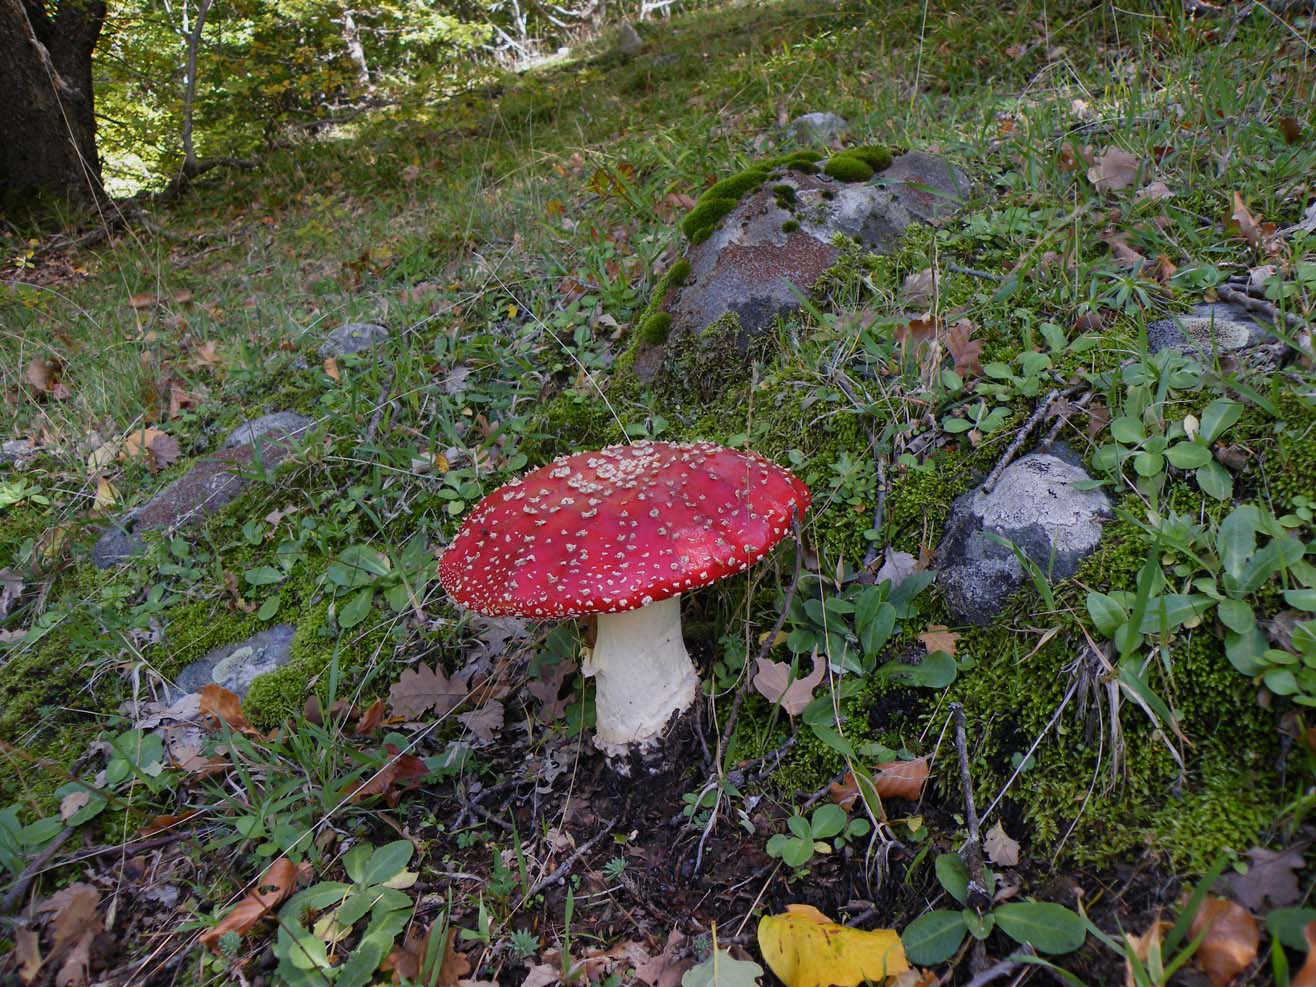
763, 150, 824, 168
822, 154, 874, 182
703, 168, 771, 201
781, 220, 800, 233
772, 183, 797, 209
682, 197, 740, 243
845, 145, 893, 170
635, 311, 672, 345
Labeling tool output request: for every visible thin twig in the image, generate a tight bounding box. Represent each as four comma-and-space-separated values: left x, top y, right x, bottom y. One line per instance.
519, 816, 617, 902
948, 264, 1003, 282
860, 455, 890, 576
964, 957, 1025, 987
1216, 283, 1310, 333
716, 512, 804, 761
0, 825, 75, 913
1040, 391, 1094, 449
952, 703, 990, 975
365, 364, 398, 443
981, 387, 1080, 494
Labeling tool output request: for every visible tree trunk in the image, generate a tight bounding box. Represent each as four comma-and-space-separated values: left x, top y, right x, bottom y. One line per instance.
0, 0, 107, 216
340, 10, 370, 88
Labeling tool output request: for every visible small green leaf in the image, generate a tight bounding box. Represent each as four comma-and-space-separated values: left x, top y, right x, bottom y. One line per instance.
363, 840, 415, 886
1196, 461, 1233, 500
243, 566, 285, 586
810, 804, 846, 840
338, 588, 375, 629
994, 902, 1087, 954
1199, 398, 1243, 443
1164, 442, 1212, 469
1086, 591, 1127, 636
681, 949, 763, 987
902, 910, 967, 965
1111, 416, 1145, 444
1225, 628, 1269, 676
257, 595, 281, 621
1285, 589, 1316, 612
935, 852, 970, 904
1215, 599, 1255, 634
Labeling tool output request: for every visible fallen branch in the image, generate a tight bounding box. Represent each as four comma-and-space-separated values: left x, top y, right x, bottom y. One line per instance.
0, 825, 75, 914
981, 385, 1082, 494
519, 816, 618, 903
1216, 282, 1309, 334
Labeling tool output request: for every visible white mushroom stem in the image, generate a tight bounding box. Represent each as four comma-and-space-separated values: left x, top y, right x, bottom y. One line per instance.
581, 594, 699, 754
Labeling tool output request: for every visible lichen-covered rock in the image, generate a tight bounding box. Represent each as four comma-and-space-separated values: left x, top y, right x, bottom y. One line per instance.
665, 151, 969, 342
787, 112, 848, 145
936, 449, 1111, 625
171, 624, 297, 699
222, 412, 313, 450
1147, 302, 1272, 356
319, 321, 390, 358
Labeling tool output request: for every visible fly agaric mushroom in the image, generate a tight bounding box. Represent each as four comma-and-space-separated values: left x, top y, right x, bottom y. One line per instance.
438, 441, 810, 758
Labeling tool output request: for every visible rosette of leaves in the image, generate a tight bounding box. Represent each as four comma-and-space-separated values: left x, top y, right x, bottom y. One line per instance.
325, 536, 432, 629
766, 803, 870, 870
273, 840, 418, 987
902, 853, 1085, 965
785, 570, 935, 676
1093, 397, 1242, 501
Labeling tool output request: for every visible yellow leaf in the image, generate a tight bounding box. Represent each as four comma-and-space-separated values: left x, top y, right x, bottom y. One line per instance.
917, 625, 959, 656
758, 904, 909, 987
94, 476, 117, 512
323, 357, 340, 383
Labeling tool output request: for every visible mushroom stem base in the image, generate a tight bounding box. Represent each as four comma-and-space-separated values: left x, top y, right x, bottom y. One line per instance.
583, 595, 699, 758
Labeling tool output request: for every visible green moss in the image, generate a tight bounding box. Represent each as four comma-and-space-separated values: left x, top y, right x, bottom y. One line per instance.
781, 220, 800, 233
845, 145, 893, 170
822, 154, 874, 182
772, 183, 797, 209
682, 197, 739, 243
636, 311, 673, 345
702, 168, 770, 202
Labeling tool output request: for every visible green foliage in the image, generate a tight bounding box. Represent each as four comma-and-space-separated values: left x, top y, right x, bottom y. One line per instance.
765, 802, 870, 870
635, 311, 673, 345
681, 197, 740, 244
821, 154, 874, 182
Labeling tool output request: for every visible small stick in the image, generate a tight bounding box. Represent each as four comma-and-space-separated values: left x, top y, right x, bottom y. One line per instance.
1040, 391, 1094, 448
860, 455, 890, 576
948, 264, 1002, 282
365, 364, 398, 443
1216, 283, 1309, 333
964, 957, 1025, 987
981, 387, 1080, 494
952, 703, 991, 974
0, 825, 75, 913
519, 816, 617, 903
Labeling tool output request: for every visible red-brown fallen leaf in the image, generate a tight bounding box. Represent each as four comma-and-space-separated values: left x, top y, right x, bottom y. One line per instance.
354, 698, 386, 736
25, 357, 71, 400
918, 625, 960, 656
383, 926, 471, 985
199, 857, 299, 952
387, 663, 471, 720
458, 700, 504, 742
1189, 896, 1259, 987
345, 746, 428, 806
945, 319, 984, 378
1149, 254, 1177, 285
139, 810, 202, 835
1101, 232, 1147, 269
1228, 192, 1278, 252
526, 659, 579, 722
894, 313, 939, 351
323, 357, 340, 383
1124, 919, 1172, 987
128, 292, 157, 310
1292, 920, 1316, 987
831, 757, 930, 808
633, 929, 690, 987
198, 684, 262, 738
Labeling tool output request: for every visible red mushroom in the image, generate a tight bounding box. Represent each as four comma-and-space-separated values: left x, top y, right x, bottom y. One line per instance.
438, 441, 810, 757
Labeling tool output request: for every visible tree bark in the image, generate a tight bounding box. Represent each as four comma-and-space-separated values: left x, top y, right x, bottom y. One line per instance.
0, 0, 107, 215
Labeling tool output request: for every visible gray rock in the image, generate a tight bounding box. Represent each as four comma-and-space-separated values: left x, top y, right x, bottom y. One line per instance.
0, 439, 35, 467
1147, 302, 1271, 357
665, 151, 969, 343
616, 21, 642, 56
787, 112, 848, 145
319, 322, 390, 358
222, 412, 313, 450
91, 434, 303, 568
171, 624, 297, 699
936, 449, 1111, 625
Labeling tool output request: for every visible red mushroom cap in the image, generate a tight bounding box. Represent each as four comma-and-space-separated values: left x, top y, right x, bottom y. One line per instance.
439, 441, 811, 618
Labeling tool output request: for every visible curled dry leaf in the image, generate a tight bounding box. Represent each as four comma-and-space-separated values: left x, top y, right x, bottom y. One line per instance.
1226, 847, 1305, 911
901, 268, 938, 310
1124, 919, 1172, 987
347, 745, 428, 806
1292, 920, 1316, 987
917, 625, 959, 656
945, 319, 984, 378
526, 659, 579, 722
383, 926, 471, 986
25, 357, 71, 400
1135, 181, 1173, 202
1087, 147, 1140, 192
198, 683, 262, 738
199, 857, 299, 952
831, 757, 929, 808
1189, 896, 1259, 987
983, 821, 1020, 867
752, 649, 826, 716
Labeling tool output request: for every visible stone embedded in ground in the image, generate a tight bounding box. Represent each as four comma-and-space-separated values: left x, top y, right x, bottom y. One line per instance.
171, 624, 297, 699
222, 412, 313, 450
0, 439, 35, 468
616, 21, 642, 56
319, 321, 390, 358
787, 112, 849, 145
1147, 302, 1273, 357
91, 429, 303, 569
935, 448, 1111, 625
661, 152, 969, 359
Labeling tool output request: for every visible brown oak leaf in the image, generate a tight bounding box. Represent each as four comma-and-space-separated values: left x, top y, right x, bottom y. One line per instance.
388, 663, 471, 720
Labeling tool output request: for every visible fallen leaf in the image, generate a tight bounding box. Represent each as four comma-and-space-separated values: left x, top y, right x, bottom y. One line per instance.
1087, 147, 1140, 192
831, 757, 929, 809
874, 548, 917, 587
758, 904, 909, 987
752, 649, 826, 716
1124, 919, 1172, 987
347, 746, 429, 806
1292, 920, 1316, 987
60, 790, 91, 822
38, 883, 101, 955
93, 476, 117, 512
918, 626, 959, 656
354, 698, 386, 736
323, 357, 340, 382
14, 927, 41, 982
1149, 254, 1177, 285
1226, 847, 1305, 911
388, 663, 471, 720
128, 292, 156, 309
458, 701, 504, 742
901, 269, 938, 310
1228, 192, 1278, 252
1189, 896, 1259, 987
148, 432, 181, 471
1135, 181, 1173, 202
983, 821, 1020, 867
198, 684, 262, 738
894, 314, 939, 351
1278, 116, 1303, 144
1102, 232, 1147, 269
526, 660, 579, 723
383, 926, 470, 986
945, 319, 984, 378
0, 568, 23, 617
199, 857, 299, 952
635, 929, 690, 987
522, 964, 560, 987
